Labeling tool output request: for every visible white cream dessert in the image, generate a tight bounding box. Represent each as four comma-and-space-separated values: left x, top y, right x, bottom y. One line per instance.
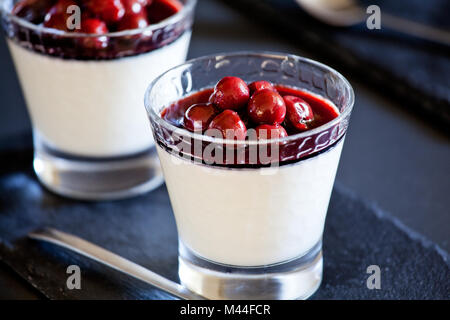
158, 140, 343, 266
8, 32, 191, 157
5, 0, 192, 157
154, 77, 344, 267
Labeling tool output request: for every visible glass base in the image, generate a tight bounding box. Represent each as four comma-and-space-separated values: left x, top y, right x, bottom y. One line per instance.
178, 240, 323, 300
33, 144, 164, 201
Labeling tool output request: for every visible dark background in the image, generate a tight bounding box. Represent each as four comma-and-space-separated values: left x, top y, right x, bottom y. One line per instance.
0, 0, 449, 299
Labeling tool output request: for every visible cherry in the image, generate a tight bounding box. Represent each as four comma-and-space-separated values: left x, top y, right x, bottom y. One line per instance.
247, 89, 286, 125
122, 0, 151, 14
117, 10, 149, 30
183, 103, 217, 132
12, 0, 54, 24
84, 0, 125, 23
209, 76, 250, 111
254, 124, 288, 140
147, 0, 182, 23
78, 18, 109, 49
207, 110, 247, 140
43, 0, 78, 31
283, 95, 314, 131
80, 18, 108, 34
248, 80, 274, 95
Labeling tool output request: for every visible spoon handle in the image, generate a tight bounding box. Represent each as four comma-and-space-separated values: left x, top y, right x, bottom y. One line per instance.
28, 228, 205, 300
382, 13, 450, 47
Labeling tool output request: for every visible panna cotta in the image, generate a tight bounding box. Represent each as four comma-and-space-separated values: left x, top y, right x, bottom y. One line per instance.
4, 0, 193, 157
155, 76, 344, 267
146, 53, 354, 299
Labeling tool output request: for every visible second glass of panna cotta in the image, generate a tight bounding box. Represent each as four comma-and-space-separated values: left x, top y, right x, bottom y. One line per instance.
0, 0, 196, 200
145, 52, 355, 299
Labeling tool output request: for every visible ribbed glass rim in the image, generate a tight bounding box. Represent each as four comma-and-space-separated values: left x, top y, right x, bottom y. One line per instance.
145, 51, 355, 146
0, 0, 196, 38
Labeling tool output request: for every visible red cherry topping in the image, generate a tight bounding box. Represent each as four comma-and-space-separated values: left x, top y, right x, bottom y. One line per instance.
80, 18, 108, 34
248, 80, 274, 95
84, 0, 125, 23
117, 10, 149, 30
247, 89, 286, 125
255, 124, 288, 140
12, 0, 54, 24
43, 0, 78, 31
283, 95, 314, 131
122, 0, 151, 14
147, 0, 182, 23
207, 110, 247, 140
183, 103, 217, 132
209, 76, 250, 111
78, 18, 109, 49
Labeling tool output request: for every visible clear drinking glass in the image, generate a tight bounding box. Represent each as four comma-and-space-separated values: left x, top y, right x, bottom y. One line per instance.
0, 0, 196, 200
146, 52, 354, 299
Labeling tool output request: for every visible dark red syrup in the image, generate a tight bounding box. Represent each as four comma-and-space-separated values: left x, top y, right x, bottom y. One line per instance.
154, 84, 346, 168
155, 84, 345, 167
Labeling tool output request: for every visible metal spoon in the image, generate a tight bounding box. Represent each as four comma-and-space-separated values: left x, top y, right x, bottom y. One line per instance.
295, 0, 450, 46
28, 228, 205, 300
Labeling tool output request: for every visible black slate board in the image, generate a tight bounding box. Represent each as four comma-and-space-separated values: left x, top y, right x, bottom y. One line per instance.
0, 147, 448, 299
221, 0, 450, 131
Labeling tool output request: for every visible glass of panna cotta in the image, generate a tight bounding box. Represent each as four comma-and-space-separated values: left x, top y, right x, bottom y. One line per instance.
0, 0, 196, 200
145, 52, 354, 300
